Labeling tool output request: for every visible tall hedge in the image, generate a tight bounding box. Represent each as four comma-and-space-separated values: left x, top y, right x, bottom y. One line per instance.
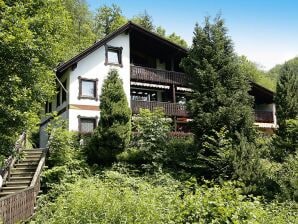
87, 69, 131, 164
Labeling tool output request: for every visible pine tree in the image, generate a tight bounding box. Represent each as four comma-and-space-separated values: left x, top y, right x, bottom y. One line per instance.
181, 16, 255, 149
132, 10, 155, 31
87, 69, 131, 164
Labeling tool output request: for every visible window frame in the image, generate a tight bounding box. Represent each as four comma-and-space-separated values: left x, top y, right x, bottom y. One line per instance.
78, 76, 98, 100
78, 116, 98, 134
45, 101, 52, 113
105, 45, 123, 67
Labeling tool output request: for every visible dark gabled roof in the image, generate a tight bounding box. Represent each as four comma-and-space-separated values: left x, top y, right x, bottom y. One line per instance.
56, 21, 188, 74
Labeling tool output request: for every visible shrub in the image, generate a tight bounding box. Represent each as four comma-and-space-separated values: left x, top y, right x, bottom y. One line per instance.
32, 171, 298, 224
130, 108, 170, 169
87, 69, 131, 164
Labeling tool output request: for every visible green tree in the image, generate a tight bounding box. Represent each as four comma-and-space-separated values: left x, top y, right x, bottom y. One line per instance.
275, 60, 298, 128
167, 32, 188, 48
156, 26, 166, 37
132, 108, 170, 169
87, 69, 131, 164
181, 16, 255, 149
0, 0, 71, 157
132, 10, 155, 31
238, 56, 276, 91
62, 0, 96, 57
94, 4, 127, 39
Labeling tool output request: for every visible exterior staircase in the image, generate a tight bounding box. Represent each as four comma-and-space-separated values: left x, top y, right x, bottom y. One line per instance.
0, 133, 47, 224
0, 149, 43, 198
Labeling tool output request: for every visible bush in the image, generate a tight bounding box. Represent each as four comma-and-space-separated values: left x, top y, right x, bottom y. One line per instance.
130, 108, 170, 169
32, 171, 298, 224
41, 118, 90, 199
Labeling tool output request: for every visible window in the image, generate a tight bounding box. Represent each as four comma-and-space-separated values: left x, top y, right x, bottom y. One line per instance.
78, 77, 98, 100
62, 80, 67, 102
105, 45, 123, 66
78, 117, 97, 133
131, 89, 157, 101
45, 101, 52, 113
56, 79, 67, 107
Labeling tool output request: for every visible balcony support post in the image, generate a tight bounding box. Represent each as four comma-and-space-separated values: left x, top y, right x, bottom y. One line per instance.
173, 116, 177, 132
172, 84, 176, 103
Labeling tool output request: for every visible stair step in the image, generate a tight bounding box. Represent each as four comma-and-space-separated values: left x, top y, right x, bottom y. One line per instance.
11, 172, 35, 177
22, 150, 43, 155
9, 176, 32, 181
15, 163, 38, 168
6, 180, 31, 186
1, 186, 27, 191
11, 167, 36, 172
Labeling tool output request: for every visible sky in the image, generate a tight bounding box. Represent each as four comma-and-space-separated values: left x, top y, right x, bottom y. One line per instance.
86, 0, 298, 70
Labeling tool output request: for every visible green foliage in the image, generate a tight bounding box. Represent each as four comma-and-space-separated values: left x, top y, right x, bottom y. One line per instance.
32, 171, 298, 223
238, 56, 276, 91
273, 118, 298, 161
167, 32, 188, 48
275, 61, 298, 129
132, 10, 155, 31
62, 0, 96, 56
274, 152, 298, 201
181, 16, 255, 150
94, 4, 127, 39
130, 108, 170, 169
0, 0, 72, 156
40, 117, 89, 204
197, 128, 234, 179
87, 69, 131, 164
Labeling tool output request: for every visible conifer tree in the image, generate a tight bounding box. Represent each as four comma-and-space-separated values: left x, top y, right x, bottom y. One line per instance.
88, 69, 131, 164
273, 61, 298, 160
275, 61, 298, 128
181, 16, 255, 149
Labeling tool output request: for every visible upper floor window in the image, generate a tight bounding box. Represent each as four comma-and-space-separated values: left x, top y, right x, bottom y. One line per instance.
105, 45, 123, 67
78, 76, 98, 100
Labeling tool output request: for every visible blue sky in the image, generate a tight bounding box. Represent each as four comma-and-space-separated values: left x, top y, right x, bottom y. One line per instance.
86, 0, 298, 70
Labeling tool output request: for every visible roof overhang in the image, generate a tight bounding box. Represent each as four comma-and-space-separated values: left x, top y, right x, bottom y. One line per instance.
56, 21, 187, 75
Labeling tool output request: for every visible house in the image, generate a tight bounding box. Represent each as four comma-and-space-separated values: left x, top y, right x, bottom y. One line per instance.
39, 22, 277, 147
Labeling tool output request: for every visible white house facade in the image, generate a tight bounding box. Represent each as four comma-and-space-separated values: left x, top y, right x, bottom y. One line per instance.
39, 22, 277, 147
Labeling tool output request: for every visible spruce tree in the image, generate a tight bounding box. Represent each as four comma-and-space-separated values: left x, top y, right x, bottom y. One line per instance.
88, 69, 131, 164
275, 61, 298, 128
181, 16, 255, 162
273, 61, 298, 160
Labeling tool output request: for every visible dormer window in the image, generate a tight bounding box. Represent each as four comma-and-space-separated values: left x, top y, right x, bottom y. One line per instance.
105, 45, 123, 67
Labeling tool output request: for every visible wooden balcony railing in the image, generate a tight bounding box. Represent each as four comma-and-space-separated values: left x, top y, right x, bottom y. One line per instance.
131, 100, 188, 117
254, 111, 274, 123
131, 65, 190, 86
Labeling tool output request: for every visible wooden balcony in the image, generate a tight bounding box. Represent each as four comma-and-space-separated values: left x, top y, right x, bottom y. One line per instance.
131, 100, 188, 117
254, 111, 274, 123
130, 65, 190, 86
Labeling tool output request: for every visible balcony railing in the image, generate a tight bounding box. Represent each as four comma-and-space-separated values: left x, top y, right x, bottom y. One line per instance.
131, 100, 274, 124
254, 111, 274, 123
131, 65, 190, 86
131, 100, 188, 117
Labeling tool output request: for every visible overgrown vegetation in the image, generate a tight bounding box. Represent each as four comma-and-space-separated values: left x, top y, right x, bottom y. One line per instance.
33, 170, 298, 224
